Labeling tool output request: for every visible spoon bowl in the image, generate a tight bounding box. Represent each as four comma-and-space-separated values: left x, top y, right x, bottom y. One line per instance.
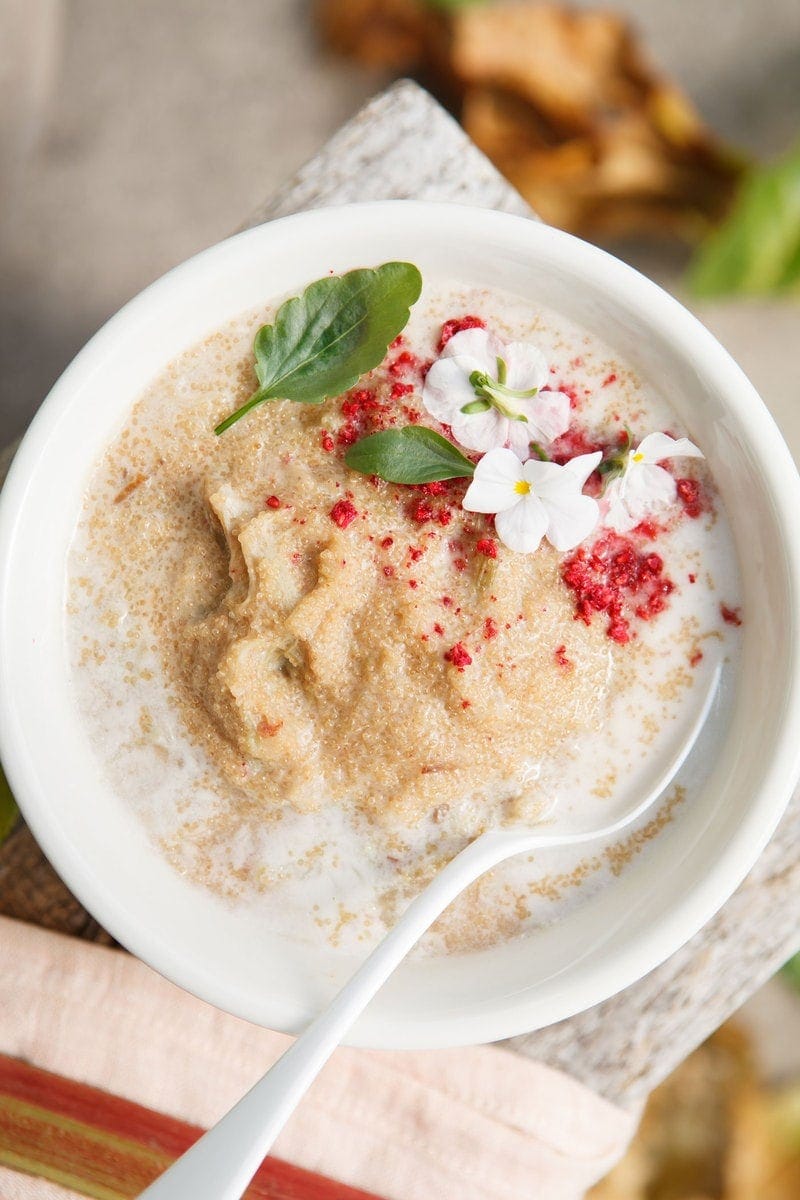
536, 659, 722, 843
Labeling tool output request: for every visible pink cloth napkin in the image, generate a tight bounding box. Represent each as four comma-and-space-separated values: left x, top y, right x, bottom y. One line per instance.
0, 916, 637, 1199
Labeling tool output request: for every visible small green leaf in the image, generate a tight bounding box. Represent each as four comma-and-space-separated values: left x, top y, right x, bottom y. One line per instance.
0, 765, 18, 847
689, 141, 800, 298
345, 427, 475, 484
215, 262, 423, 434
461, 399, 491, 415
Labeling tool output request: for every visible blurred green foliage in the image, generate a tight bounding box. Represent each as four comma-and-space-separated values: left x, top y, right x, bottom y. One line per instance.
689, 142, 800, 298
0, 765, 18, 847
783, 953, 800, 993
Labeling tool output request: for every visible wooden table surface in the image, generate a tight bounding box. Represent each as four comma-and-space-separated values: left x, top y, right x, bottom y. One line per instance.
2, 81, 799, 1108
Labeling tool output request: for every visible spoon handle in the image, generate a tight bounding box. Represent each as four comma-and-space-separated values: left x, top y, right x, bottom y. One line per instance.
138, 830, 518, 1200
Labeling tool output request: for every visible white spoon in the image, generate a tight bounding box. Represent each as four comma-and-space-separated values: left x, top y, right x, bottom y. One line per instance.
139, 663, 721, 1200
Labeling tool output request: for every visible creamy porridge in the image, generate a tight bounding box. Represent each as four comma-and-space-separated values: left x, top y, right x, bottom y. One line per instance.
68, 269, 741, 954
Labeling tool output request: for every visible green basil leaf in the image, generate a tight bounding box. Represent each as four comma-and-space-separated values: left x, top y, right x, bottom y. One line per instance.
345, 427, 475, 484
215, 262, 423, 433
0, 764, 18, 847
689, 142, 800, 297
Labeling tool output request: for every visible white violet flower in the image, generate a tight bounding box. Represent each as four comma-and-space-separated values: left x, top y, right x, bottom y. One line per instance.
463, 447, 602, 554
602, 432, 704, 533
422, 328, 571, 458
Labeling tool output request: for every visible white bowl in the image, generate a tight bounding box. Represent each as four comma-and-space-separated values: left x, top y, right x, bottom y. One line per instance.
2, 202, 800, 1049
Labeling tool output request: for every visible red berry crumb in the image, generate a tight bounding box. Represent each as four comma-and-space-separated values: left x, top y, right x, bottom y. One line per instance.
381, 536, 394, 549
561, 532, 676, 644
549, 426, 605, 466
552, 380, 582, 409
320, 432, 335, 453
265, 495, 281, 509
257, 717, 283, 738
336, 424, 359, 448
433, 622, 445, 636
411, 500, 435, 523
437, 314, 486, 353
444, 642, 473, 671
476, 537, 498, 559
330, 499, 358, 529
554, 644, 573, 669
720, 603, 742, 626
634, 519, 661, 540
689, 649, 704, 667
676, 477, 703, 519
483, 617, 499, 640
389, 350, 416, 377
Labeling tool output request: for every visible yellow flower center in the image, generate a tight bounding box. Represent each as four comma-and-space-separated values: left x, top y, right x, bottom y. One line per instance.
514, 479, 531, 495
632, 452, 645, 463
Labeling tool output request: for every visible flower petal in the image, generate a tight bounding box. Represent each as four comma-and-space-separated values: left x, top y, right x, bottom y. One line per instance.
521, 457, 565, 489
544, 493, 600, 552
506, 418, 535, 459
462, 447, 524, 513
530, 390, 572, 442
637, 432, 704, 463
519, 456, 601, 550
561, 450, 603, 488
510, 390, 571, 445
440, 327, 503, 367
503, 341, 549, 391
602, 479, 636, 533
624, 462, 677, 511
451, 406, 510, 453
422, 356, 480, 425
495, 494, 549, 553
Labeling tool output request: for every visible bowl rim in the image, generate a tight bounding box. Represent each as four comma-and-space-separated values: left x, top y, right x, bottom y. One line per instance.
2, 199, 800, 1049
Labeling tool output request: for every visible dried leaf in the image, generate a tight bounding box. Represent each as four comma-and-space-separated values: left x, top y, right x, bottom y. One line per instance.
454, 4, 742, 240
588, 1024, 755, 1200
450, 3, 641, 134
315, 0, 437, 71
318, 0, 743, 242
726, 1084, 800, 1199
